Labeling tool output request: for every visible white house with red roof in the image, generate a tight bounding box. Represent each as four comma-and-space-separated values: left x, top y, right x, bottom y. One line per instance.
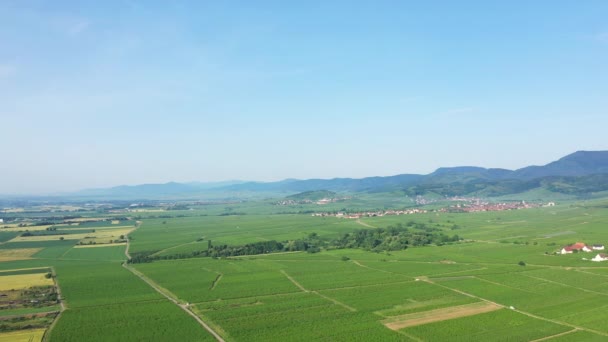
561, 242, 593, 254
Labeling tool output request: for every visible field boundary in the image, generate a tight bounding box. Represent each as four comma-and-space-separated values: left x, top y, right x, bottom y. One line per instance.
529, 328, 579, 342
425, 277, 608, 337
210, 273, 223, 290
41, 266, 65, 342
123, 263, 226, 342
122, 221, 225, 341
280, 270, 357, 312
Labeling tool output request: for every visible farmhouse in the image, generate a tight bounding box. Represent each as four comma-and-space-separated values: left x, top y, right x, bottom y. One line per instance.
561, 242, 593, 254
592, 253, 608, 262
593, 244, 605, 250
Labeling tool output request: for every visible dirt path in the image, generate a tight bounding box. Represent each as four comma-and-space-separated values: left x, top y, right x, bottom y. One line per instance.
280, 270, 356, 312
521, 273, 608, 297
150, 239, 200, 257
356, 219, 376, 228
474, 276, 538, 295
422, 278, 608, 337
351, 260, 407, 276
123, 263, 225, 342
529, 329, 579, 342
280, 270, 309, 292
124, 221, 141, 260
41, 267, 66, 342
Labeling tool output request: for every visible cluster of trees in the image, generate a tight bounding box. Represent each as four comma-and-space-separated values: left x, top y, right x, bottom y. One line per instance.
334, 222, 460, 252
128, 221, 462, 264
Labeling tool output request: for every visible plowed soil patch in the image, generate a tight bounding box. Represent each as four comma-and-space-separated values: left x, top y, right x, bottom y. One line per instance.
383, 302, 501, 330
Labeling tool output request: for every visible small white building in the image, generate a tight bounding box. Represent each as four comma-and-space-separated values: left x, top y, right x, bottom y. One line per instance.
593, 244, 605, 251
561, 242, 593, 254
592, 253, 608, 262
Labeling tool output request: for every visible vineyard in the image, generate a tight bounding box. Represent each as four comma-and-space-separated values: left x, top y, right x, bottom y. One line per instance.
2, 200, 608, 340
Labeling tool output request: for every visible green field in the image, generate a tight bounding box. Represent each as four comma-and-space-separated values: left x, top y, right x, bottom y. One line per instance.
2, 199, 608, 340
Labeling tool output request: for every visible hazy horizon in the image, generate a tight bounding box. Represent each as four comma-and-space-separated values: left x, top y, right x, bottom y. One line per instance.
1, 149, 603, 196
2, 1, 607, 194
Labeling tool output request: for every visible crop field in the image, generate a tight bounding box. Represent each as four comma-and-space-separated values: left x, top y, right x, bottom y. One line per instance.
129, 215, 363, 255
0, 225, 53, 232
2, 199, 608, 340
61, 245, 126, 261
8, 227, 134, 244
402, 309, 570, 341
0, 329, 45, 342
44, 256, 217, 340
0, 231, 19, 243
192, 293, 403, 341
0, 248, 41, 261
50, 301, 216, 342
0, 272, 54, 291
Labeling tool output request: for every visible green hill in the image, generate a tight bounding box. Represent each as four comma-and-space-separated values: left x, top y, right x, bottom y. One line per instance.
286, 190, 338, 201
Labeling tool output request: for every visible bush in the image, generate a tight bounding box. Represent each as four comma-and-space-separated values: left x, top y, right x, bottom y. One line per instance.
518, 261, 526, 266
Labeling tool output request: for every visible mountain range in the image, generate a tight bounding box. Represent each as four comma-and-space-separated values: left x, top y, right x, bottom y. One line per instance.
49, 151, 608, 200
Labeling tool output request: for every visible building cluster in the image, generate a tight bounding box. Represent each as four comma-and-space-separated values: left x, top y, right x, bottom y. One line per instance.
312, 208, 428, 219
560, 242, 608, 262
438, 200, 545, 213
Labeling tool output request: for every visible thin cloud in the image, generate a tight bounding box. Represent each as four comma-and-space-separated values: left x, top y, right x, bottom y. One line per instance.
439, 107, 475, 116
67, 19, 90, 36
0, 64, 17, 78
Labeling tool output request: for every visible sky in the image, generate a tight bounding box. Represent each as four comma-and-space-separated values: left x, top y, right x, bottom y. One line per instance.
1, 1, 607, 194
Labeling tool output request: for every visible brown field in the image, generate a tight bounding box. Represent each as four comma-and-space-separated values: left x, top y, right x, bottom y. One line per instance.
77, 227, 135, 244
0, 248, 42, 261
9, 227, 134, 243
0, 273, 54, 291
0, 225, 53, 232
383, 302, 502, 330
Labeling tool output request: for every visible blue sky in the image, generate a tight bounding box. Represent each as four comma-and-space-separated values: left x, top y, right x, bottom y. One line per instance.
1, 1, 607, 194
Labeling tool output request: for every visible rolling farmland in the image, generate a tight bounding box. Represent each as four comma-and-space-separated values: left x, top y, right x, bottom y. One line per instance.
2, 200, 608, 340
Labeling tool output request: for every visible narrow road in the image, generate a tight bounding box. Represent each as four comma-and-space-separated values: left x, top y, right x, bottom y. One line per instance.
123, 221, 225, 342
123, 263, 225, 342
124, 221, 141, 260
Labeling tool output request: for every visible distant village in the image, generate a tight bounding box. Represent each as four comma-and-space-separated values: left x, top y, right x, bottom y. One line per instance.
312, 208, 428, 219
438, 200, 555, 213
275, 197, 351, 206
310, 198, 556, 219
560, 242, 608, 262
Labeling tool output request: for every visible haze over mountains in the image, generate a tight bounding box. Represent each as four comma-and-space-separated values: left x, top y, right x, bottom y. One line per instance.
56, 151, 608, 201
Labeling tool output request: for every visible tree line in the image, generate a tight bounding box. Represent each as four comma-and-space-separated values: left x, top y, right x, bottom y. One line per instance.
127, 221, 461, 264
